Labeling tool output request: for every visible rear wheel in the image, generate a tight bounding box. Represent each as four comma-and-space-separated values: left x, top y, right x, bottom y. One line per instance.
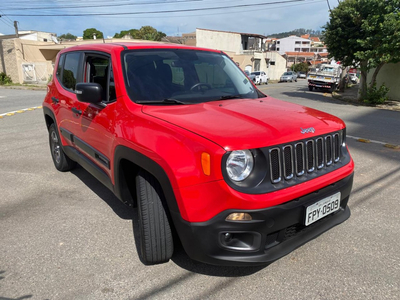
48, 124, 76, 171
135, 170, 174, 265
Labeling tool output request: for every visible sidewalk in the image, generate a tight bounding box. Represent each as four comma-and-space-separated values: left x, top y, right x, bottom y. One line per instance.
333, 84, 400, 112
0, 84, 46, 91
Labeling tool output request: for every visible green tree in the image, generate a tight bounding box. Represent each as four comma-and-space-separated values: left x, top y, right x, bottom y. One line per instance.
58, 33, 77, 40
114, 26, 166, 41
113, 29, 139, 39
83, 28, 104, 40
323, 0, 400, 100
291, 62, 309, 73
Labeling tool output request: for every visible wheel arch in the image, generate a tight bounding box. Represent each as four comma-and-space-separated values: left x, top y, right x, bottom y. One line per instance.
43, 106, 56, 130
113, 145, 180, 217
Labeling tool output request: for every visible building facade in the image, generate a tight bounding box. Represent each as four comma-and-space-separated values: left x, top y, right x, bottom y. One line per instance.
276, 36, 312, 55
196, 28, 286, 80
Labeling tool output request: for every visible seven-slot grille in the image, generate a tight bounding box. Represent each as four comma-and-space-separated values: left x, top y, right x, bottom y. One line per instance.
269, 132, 342, 184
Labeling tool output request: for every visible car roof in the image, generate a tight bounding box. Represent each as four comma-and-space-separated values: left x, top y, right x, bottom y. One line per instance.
59, 42, 222, 55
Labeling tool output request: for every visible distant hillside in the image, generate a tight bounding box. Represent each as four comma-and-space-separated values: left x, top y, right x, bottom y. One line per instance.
268, 28, 323, 40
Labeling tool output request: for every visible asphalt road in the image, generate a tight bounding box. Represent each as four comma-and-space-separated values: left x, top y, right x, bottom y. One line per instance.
0, 85, 399, 300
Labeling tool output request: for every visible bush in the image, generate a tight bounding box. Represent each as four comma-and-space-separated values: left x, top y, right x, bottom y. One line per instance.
363, 83, 389, 105
0, 72, 12, 85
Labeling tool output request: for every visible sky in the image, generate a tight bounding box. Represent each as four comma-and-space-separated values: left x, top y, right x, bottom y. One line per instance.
0, 0, 337, 38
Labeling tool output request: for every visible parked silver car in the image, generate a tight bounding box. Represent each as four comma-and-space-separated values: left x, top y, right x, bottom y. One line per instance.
280, 71, 298, 82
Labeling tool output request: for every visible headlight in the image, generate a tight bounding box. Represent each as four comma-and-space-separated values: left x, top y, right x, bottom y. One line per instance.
226, 150, 254, 181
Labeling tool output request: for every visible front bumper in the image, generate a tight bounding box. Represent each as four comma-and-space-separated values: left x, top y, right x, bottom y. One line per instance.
173, 173, 353, 266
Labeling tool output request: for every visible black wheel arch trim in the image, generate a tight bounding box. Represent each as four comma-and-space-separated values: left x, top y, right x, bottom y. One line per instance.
43, 106, 56, 130
113, 145, 180, 215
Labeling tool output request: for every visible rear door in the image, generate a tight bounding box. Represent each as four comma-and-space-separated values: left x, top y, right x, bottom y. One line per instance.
53, 51, 83, 147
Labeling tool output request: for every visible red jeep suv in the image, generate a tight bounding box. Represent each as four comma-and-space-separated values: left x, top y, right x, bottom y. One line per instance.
43, 42, 354, 266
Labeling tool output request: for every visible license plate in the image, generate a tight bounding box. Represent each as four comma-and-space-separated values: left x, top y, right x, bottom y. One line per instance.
305, 192, 341, 226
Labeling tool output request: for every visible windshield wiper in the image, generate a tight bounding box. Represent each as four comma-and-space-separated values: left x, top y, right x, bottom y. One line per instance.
219, 94, 242, 100
136, 98, 188, 105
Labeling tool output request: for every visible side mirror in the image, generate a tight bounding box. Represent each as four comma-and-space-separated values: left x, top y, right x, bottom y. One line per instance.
75, 83, 103, 104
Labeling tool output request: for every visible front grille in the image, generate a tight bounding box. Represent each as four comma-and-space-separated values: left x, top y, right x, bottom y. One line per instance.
269, 132, 343, 184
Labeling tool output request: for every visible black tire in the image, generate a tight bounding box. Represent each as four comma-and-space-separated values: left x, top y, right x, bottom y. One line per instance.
48, 124, 76, 172
330, 84, 336, 93
308, 86, 313, 91
135, 170, 173, 265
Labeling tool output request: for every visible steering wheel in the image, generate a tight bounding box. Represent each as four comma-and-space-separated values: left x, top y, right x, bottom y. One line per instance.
190, 83, 212, 92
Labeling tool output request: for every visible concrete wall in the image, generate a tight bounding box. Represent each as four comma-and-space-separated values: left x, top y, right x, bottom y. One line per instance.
228, 51, 286, 81
0, 39, 19, 83
368, 63, 400, 101
196, 29, 242, 53
265, 52, 287, 81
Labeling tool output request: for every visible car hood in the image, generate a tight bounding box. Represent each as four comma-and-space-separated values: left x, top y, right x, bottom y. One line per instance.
141, 97, 345, 150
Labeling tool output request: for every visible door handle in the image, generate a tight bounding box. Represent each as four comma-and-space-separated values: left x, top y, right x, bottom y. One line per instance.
51, 97, 59, 104
72, 107, 82, 115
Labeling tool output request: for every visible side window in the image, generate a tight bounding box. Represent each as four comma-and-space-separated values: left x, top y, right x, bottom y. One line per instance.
56, 54, 65, 81
62, 52, 81, 90
163, 59, 184, 86
194, 62, 228, 88
85, 55, 116, 102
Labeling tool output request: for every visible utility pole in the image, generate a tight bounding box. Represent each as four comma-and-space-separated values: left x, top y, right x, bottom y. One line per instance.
14, 21, 19, 38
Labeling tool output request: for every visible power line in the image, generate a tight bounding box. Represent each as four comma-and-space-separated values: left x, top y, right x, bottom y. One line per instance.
0, 0, 203, 11
102, 0, 325, 19
0, 10, 14, 26
0, 18, 15, 29
2, 0, 311, 16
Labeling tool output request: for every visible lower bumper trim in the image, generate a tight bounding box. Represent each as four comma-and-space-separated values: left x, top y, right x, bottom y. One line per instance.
172, 173, 353, 266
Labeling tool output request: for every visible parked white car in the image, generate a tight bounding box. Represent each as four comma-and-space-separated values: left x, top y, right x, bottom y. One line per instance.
251, 71, 268, 85
244, 70, 256, 83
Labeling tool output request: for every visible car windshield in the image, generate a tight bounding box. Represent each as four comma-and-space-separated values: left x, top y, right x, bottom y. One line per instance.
320, 66, 335, 73
283, 72, 291, 75
123, 49, 260, 104
251, 72, 260, 75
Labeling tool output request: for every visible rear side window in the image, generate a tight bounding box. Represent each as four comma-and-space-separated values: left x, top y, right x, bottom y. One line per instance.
62, 52, 81, 90
56, 54, 65, 81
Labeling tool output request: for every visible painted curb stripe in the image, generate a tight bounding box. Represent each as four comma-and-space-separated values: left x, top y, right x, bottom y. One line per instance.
347, 135, 399, 150
0, 106, 42, 118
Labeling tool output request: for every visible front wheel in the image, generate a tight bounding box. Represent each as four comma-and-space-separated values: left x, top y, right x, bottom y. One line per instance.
135, 171, 174, 265
308, 86, 313, 91
48, 124, 76, 171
